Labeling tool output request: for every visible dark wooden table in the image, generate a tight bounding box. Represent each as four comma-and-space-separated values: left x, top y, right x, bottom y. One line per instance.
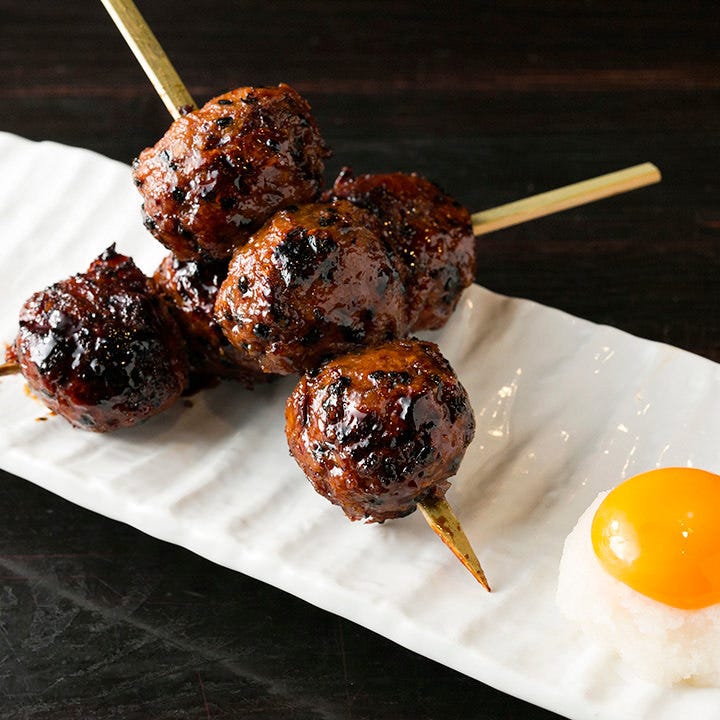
1, 1, 718, 717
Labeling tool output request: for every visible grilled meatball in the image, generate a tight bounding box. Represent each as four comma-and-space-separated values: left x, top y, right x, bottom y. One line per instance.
153, 254, 270, 388
13, 246, 188, 432
133, 84, 330, 261
327, 168, 475, 331
215, 200, 409, 375
285, 338, 475, 522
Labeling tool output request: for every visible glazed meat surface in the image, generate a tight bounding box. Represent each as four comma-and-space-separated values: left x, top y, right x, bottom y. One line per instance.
327, 168, 476, 331
133, 84, 330, 261
153, 254, 269, 388
285, 338, 476, 522
215, 200, 409, 375
14, 246, 188, 432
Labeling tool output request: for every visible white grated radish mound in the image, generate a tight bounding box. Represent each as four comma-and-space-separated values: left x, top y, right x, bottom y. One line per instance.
557, 493, 720, 687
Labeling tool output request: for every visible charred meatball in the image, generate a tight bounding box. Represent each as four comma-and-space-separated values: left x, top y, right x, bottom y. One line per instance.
13, 246, 188, 431
327, 168, 475, 331
152, 254, 270, 388
133, 84, 330, 261
215, 200, 409, 375
285, 338, 475, 523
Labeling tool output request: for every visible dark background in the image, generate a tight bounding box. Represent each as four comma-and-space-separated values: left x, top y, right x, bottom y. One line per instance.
0, 1, 718, 717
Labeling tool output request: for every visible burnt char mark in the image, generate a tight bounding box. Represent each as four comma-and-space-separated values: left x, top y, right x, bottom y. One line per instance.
317, 208, 340, 227
413, 441, 434, 465
368, 395, 438, 484
219, 154, 238, 172
320, 375, 351, 421
268, 303, 287, 324
325, 375, 351, 398
300, 326, 322, 347
203, 133, 221, 150
290, 138, 308, 165
252, 323, 271, 339
439, 382, 472, 425
142, 212, 158, 231
311, 440, 330, 462
339, 325, 366, 343
272, 228, 338, 285
442, 265, 461, 296
414, 417, 438, 451
335, 410, 378, 444
159, 148, 178, 170
297, 387, 310, 427
368, 369, 412, 387
375, 455, 401, 486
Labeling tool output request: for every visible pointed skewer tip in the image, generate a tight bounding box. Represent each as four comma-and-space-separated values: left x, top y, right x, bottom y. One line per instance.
418, 495, 491, 591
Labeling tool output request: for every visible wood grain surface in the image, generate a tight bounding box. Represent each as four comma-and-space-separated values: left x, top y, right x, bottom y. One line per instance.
0, 1, 718, 718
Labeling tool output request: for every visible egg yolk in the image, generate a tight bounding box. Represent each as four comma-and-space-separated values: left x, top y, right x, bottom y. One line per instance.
591, 467, 720, 609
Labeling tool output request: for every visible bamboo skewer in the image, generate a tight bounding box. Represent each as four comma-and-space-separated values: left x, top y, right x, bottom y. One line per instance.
419, 496, 490, 591
100, 0, 196, 119
472, 163, 661, 236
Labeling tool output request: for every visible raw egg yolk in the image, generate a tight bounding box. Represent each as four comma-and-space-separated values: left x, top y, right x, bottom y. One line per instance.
591, 467, 720, 609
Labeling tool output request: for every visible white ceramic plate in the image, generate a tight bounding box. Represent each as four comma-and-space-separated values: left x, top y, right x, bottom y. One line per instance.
1, 133, 719, 720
